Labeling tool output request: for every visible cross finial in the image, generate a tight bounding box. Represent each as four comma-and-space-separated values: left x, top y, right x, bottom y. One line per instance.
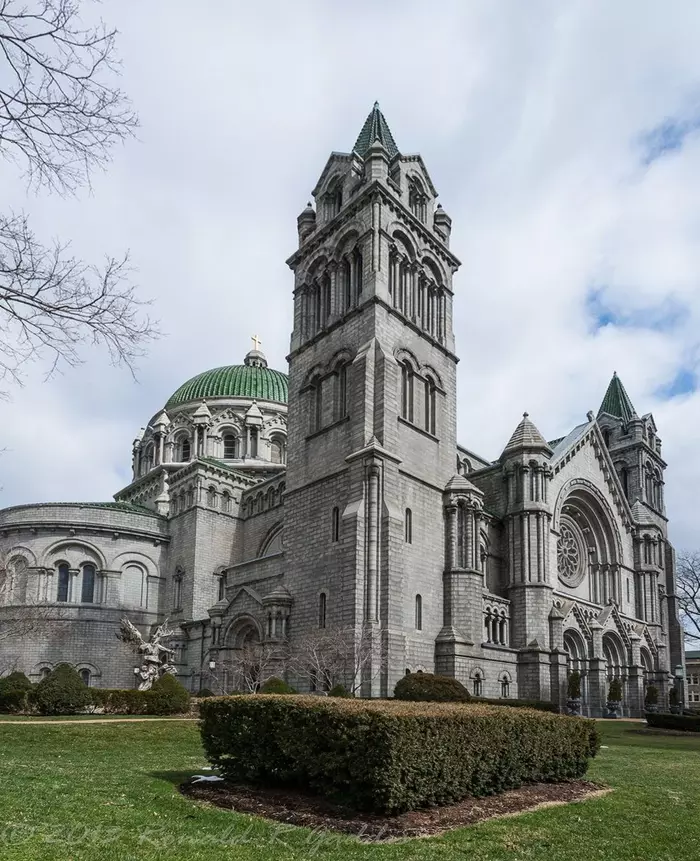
251, 334, 262, 351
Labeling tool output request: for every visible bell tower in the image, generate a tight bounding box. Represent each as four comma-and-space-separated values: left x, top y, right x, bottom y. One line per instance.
284, 103, 461, 694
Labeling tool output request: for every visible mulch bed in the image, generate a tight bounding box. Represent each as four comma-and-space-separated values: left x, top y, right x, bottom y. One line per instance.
181, 779, 609, 840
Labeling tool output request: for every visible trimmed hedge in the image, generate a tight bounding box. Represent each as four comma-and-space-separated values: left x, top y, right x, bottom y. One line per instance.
31, 663, 91, 715
260, 677, 296, 695
394, 672, 471, 703
200, 695, 599, 814
0, 671, 33, 713
646, 712, 700, 732
90, 678, 190, 715
472, 696, 559, 714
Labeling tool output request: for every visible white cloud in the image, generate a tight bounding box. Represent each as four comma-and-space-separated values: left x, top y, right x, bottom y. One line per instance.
1, 0, 699, 548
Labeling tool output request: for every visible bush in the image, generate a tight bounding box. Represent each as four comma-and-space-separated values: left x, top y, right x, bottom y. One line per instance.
0, 671, 33, 713
328, 684, 352, 698
91, 688, 149, 715
144, 674, 190, 715
644, 685, 659, 706
608, 678, 623, 702
259, 677, 296, 695
200, 696, 599, 814
567, 671, 581, 699
31, 663, 91, 715
646, 712, 700, 732
197, 688, 215, 698
472, 696, 558, 713
394, 672, 471, 703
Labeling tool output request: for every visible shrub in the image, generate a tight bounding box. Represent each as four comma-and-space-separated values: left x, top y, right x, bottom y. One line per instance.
644, 685, 659, 706
197, 688, 215, 698
328, 684, 352, 698
31, 663, 91, 715
646, 712, 700, 732
200, 696, 599, 814
567, 671, 581, 699
91, 689, 149, 715
394, 672, 471, 703
0, 671, 33, 713
472, 696, 558, 713
144, 674, 190, 715
259, 677, 296, 695
608, 678, 623, 702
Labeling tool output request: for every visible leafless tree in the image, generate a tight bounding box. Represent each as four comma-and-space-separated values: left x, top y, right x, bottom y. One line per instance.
223, 639, 287, 694
290, 625, 386, 695
0, 1, 156, 394
677, 551, 700, 646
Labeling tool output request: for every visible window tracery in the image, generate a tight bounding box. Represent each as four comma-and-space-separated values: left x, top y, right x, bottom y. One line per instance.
557, 521, 586, 587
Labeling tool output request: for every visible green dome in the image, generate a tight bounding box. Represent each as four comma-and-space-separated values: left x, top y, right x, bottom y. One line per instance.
167, 362, 288, 408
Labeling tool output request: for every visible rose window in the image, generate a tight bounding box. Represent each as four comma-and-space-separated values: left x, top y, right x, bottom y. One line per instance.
557, 522, 585, 586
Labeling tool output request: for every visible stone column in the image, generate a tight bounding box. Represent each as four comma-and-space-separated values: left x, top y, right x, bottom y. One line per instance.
365, 464, 380, 622
587, 621, 606, 717
627, 632, 644, 717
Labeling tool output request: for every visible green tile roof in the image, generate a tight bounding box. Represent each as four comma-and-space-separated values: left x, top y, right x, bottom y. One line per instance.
353, 102, 400, 160
598, 372, 637, 423
167, 365, 288, 408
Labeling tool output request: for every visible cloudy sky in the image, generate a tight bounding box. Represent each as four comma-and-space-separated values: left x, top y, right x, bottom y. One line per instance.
2, 1, 700, 548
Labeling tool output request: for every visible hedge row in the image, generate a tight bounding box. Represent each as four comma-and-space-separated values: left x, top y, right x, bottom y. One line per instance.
199, 695, 600, 814
646, 712, 700, 732
90, 676, 190, 715
472, 696, 559, 713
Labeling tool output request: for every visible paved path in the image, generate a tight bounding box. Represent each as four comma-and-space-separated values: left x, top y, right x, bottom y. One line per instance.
0, 717, 197, 725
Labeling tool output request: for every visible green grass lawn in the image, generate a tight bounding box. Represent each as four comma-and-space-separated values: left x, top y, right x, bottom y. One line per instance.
0, 720, 698, 861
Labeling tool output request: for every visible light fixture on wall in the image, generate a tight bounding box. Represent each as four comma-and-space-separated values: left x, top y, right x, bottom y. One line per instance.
208, 660, 216, 671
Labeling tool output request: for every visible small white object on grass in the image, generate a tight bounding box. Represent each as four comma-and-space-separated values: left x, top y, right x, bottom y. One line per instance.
191, 775, 225, 783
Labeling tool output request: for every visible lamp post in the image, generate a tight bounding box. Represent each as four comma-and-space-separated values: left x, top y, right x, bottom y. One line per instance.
674, 664, 685, 712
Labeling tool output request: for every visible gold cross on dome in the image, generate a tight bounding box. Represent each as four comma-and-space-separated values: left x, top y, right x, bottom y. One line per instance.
251, 334, 262, 351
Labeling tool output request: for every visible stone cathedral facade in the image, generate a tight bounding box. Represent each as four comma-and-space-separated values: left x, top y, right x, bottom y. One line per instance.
0, 105, 684, 716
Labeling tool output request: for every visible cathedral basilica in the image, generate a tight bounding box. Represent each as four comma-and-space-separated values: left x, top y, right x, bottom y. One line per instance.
0, 104, 683, 716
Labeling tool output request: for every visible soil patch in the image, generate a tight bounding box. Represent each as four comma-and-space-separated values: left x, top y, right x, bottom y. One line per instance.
181, 779, 609, 840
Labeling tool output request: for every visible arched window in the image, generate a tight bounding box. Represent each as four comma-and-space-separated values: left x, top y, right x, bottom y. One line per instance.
619, 466, 629, 500
602, 429, 611, 447
645, 462, 654, 505
331, 507, 340, 543
310, 378, 323, 433
352, 247, 363, 305
318, 592, 327, 629
207, 486, 217, 508
401, 361, 414, 422
500, 675, 510, 698
270, 435, 285, 464
81, 564, 96, 604
424, 377, 436, 436
405, 508, 413, 544
217, 573, 226, 602
340, 256, 352, 312
336, 363, 348, 420
223, 433, 238, 459
40, 667, 51, 680
414, 594, 422, 630
57, 563, 70, 602
472, 670, 483, 697
173, 574, 183, 610
654, 469, 663, 510
79, 669, 91, 687
143, 444, 155, 474
180, 436, 191, 462
221, 491, 231, 514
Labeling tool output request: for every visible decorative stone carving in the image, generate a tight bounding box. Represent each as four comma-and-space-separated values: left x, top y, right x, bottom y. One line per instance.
117, 617, 178, 691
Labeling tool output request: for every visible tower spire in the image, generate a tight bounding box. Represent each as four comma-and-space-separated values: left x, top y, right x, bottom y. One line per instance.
598, 372, 637, 422
352, 102, 399, 159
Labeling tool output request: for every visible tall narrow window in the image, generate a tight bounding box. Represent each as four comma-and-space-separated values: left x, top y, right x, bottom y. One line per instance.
218, 574, 226, 602
352, 248, 363, 304
424, 378, 436, 435
79, 669, 91, 687
472, 672, 483, 697
401, 362, 414, 422
81, 564, 95, 604
223, 433, 238, 459
310, 379, 323, 433
221, 491, 231, 513
270, 437, 284, 464
405, 508, 413, 544
57, 563, 70, 602
174, 575, 182, 610
341, 257, 352, 312
331, 507, 340, 543
414, 594, 422, 630
500, 677, 509, 698
336, 363, 348, 420
318, 592, 327, 629
250, 428, 259, 458
181, 437, 191, 462
620, 467, 629, 500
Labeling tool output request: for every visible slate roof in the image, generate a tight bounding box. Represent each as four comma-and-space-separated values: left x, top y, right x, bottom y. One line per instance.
598, 372, 637, 422
502, 413, 552, 456
353, 102, 400, 160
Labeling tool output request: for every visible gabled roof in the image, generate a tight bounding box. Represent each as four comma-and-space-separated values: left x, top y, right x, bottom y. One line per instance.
550, 421, 590, 461
598, 372, 637, 423
353, 102, 400, 160
501, 413, 552, 457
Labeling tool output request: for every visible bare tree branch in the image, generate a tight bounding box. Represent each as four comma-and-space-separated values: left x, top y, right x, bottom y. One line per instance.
677, 551, 700, 646
0, 553, 67, 649
0, 0, 138, 193
289, 625, 386, 695
0, 212, 157, 393
224, 639, 286, 694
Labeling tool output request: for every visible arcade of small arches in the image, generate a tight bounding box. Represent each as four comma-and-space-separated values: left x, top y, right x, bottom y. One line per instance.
563, 627, 657, 693
298, 242, 365, 343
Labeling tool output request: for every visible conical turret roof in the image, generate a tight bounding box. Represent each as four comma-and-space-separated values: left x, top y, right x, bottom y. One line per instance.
353, 102, 399, 160
501, 413, 552, 457
598, 372, 637, 423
